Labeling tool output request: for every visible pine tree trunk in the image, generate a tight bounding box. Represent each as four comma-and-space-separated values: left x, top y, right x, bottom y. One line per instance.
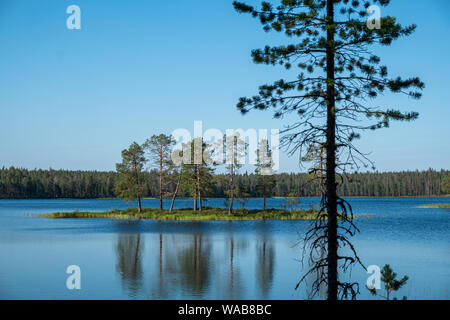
170, 168, 182, 213
326, 0, 338, 301
159, 147, 163, 210
197, 165, 202, 211
194, 175, 197, 212
138, 196, 142, 213
194, 189, 197, 211
262, 175, 267, 210
320, 147, 325, 209
134, 160, 142, 214
229, 164, 234, 214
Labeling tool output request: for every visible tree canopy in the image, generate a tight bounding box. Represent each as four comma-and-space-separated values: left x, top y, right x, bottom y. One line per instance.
233, 0, 424, 300
115, 142, 146, 213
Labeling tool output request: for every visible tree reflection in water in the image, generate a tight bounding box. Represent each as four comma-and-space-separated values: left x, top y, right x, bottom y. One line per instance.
113, 223, 287, 299
115, 233, 144, 297
256, 234, 275, 299
226, 234, 246, 299
177, 234, 212, 295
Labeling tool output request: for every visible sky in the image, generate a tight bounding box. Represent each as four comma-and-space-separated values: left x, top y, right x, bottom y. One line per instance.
0, 0, 449, 173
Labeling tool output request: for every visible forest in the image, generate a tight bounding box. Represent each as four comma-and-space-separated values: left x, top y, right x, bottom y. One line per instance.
0, 166, 448, 199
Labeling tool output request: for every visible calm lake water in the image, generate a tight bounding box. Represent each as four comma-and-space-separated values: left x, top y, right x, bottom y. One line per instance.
0, 197, 449, 300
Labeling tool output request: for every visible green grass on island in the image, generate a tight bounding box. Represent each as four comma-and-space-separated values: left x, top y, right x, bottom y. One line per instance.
420, 203, 450, 209
42, 207, 321, 221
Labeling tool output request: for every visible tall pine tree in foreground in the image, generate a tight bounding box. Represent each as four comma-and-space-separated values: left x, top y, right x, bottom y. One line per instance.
233, 0, 424, 300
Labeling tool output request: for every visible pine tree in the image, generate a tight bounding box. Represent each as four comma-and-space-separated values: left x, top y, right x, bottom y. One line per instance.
143, 134, 175, 210
441, 174, 450, 195
222, 133, 247, 214
180, 138, 215, 211
115, 142, 146, 213
301, 142, 326, 207
169, 164, 183, 213
367, 264, 408, 300
233, 0, 424, 300
255, 139, 277, 210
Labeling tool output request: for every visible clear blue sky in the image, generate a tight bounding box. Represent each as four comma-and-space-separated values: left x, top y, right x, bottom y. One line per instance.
0, 0, 449, 173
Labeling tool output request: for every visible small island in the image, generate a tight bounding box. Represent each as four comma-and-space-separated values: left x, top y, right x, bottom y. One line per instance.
43, 207, 320, 221
420, 204, 450, 209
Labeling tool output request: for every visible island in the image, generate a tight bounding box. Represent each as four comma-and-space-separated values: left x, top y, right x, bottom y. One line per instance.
43, 207, 320, 221
419, 204, 450, 209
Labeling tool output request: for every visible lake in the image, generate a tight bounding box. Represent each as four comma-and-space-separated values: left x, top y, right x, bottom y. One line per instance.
0, 197, 449, 300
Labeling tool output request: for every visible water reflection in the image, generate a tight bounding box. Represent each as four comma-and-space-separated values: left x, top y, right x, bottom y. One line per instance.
226, 234, 248, 299
113, 226, 284, 299
303, 245, 326, 299
115, 233, 144, 297
255, 233, 275, 299
1, 198, 447, 299
148, 233, 213, 299
178, 234, 212, 295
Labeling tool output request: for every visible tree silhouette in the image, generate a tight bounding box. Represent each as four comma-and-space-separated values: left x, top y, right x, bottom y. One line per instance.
233, 0, 423, 300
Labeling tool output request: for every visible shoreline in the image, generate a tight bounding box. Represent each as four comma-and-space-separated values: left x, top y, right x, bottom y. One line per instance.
419, 204, 450, 209
2, 195, 450, 201
42, 208, 322, 221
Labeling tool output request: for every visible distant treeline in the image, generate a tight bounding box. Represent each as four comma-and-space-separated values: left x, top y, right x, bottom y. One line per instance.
0, 167, 448, 199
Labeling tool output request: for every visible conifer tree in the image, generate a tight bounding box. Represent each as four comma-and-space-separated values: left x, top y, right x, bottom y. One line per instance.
180, 138, 215, 211
441, 174, 450, 195
143, 134, 175, 210
115, 142, 146, 213
367, 264, 408, 300
301, 142, 326, 207
169, 164, 183, 213
255, 139, 277, 210
233, 0, 424, 300
222, 133, 247, 214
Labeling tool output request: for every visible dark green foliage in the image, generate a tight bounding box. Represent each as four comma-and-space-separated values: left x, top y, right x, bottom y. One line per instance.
43, 207, 320, 221
233, 0, 424, 300
179, 138, 215, 211
255, 139, 277, 209
284, 192, 301, 211
222, 133, 247, 213
0, 167, 448, 199
233, 0, 424, 166
0, 166, 117, 199
143, 134, 175, 210
441, 174, 450, 195
115, 142, 146, 212
368, 264, 408, 300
